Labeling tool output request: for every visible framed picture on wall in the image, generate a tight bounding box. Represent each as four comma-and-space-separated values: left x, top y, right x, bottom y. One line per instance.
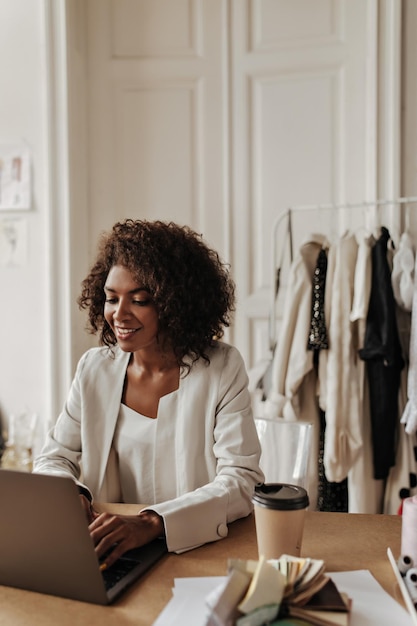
0, 142, 31, 211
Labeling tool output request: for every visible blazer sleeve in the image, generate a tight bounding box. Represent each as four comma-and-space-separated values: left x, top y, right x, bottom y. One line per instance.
33, 351, 89, 493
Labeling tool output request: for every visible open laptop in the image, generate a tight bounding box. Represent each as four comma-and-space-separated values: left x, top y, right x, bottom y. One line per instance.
0, 469, 167, 605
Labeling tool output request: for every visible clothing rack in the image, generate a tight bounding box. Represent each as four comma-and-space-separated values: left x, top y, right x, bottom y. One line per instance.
269, 196, 417, 352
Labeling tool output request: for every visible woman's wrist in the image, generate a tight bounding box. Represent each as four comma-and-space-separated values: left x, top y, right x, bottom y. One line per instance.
138, 509, 165, 538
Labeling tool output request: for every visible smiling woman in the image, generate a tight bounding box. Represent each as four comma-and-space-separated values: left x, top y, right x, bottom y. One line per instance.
33, 219, 264, 569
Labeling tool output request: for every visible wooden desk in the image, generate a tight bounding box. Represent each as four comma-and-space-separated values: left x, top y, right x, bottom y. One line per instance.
0, 508, 403, 625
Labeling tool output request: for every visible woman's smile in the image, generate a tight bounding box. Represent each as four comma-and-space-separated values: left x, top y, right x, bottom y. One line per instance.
115, 326, 140, 339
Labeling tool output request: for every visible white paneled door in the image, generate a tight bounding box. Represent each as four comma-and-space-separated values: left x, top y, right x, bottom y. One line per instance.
72, 0, 376, 372
86, 0, 230, 256
229, 0, 376, 367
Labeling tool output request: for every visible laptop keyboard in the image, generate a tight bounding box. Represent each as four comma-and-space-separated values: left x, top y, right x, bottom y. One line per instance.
101, 557, 139, 591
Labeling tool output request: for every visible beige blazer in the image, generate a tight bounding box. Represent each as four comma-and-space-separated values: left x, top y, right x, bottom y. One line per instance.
33, 342, 264, 552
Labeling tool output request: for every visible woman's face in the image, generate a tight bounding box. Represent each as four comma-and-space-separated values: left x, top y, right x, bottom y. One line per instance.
104, 265, 159, 353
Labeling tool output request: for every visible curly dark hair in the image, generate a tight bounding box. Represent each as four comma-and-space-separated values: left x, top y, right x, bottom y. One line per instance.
78, 219, 236, 370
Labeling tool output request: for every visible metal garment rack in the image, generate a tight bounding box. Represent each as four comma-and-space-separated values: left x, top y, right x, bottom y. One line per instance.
269, 196, 417, 352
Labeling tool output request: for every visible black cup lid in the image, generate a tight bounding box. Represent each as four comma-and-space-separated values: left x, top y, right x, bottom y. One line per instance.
252, 483, 309, 510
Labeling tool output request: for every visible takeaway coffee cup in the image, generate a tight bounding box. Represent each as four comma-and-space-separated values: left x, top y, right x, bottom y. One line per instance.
252, 483, 309, 559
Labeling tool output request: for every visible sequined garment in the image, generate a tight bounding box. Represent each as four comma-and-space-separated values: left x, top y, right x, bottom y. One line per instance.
307, 247, 329, 350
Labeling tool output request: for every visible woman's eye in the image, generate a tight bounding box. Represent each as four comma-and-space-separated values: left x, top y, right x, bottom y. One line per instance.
105, 298, 117, 304
133, 299, 151, 306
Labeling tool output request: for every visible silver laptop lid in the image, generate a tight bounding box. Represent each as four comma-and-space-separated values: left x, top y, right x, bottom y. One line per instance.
0, 469, 110, 604
0, 470, 167, 604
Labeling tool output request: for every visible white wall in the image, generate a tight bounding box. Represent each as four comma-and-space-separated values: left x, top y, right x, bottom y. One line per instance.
0, 0, 416, 453
0, 0, 49, 447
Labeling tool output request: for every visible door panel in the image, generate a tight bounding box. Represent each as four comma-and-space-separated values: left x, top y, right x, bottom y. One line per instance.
87, 0, 229, 256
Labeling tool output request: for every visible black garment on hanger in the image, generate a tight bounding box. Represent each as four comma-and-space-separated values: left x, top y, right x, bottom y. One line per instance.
307, 248, 329, 351
359, 226, 404, 480
317, 408, 349, 512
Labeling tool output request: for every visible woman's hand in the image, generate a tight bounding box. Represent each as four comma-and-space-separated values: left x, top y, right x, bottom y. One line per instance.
88, 510, 165, 569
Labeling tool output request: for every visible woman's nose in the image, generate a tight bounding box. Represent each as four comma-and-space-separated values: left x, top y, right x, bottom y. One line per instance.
114, 299, 130, 319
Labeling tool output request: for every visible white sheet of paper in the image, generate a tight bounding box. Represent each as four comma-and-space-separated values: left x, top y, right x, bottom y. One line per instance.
329, 569, 411, 626
153, 576, 227, 626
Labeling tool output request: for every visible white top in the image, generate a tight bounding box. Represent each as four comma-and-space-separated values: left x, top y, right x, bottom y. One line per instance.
114, 403, 159, 504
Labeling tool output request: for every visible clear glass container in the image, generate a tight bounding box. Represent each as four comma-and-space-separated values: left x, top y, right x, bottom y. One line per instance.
1, 443, 33, 471
0, 412, 36, 472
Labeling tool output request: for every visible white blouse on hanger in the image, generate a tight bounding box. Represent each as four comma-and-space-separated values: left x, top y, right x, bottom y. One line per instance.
348, 231, 386, 514
264, 233, 330, 511
401, 249, 417, 435
320, 232, 362, 483
264, 233, 329, 421
392, 232, 415, 312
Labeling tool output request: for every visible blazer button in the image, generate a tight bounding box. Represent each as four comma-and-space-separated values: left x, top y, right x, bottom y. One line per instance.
217, 523, 228, 538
